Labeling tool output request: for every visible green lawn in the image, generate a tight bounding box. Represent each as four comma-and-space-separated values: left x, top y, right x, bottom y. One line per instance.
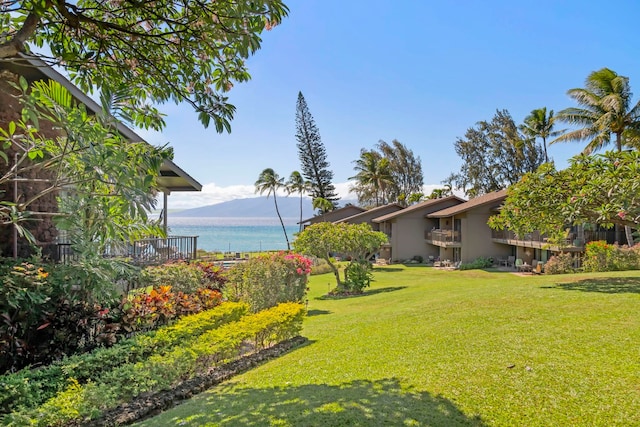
135, 266, 640, 426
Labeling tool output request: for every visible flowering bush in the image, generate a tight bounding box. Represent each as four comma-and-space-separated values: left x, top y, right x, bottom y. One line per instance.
582, 240, 616, 272
225, 252, 311, 312
614, 245, 640, 271
582, 241, 640, 272
544, 252, 575, 274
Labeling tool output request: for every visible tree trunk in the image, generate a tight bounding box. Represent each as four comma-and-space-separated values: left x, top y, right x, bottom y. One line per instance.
625, 225, 634, 246
298, 193, 303, 233
273, 195, 290, 250
326, 258, 341, 287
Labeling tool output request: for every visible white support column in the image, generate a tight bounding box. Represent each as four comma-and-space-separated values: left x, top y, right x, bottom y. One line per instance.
163, 190, 169, 235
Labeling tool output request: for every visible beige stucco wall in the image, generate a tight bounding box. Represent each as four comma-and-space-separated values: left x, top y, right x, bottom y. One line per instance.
389, 214, 435, 262
459, 209, 511, 263
387, 202, 461, 262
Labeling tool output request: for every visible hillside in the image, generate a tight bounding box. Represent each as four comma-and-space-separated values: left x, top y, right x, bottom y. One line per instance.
173, 197, 317, 218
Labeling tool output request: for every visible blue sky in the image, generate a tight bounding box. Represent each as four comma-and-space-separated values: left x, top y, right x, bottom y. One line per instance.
139, 0, 640, 209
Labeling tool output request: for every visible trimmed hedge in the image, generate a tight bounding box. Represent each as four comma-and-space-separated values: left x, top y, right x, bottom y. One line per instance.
5, 302, 306, 426
0, 302, 248, 415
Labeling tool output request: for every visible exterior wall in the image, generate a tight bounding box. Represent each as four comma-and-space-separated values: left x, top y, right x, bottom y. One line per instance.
389, 212, 438, 262
380, 198, 464, 263
0, 70, 59, 257
459, 210, 511, 263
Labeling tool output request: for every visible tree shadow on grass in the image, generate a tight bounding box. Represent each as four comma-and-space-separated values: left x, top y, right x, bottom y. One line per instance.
315, 286, 407, 300
153, 378, 485, 427
306, 309, 332, 317
372, 266, 405, 272
549, 277, 640, 294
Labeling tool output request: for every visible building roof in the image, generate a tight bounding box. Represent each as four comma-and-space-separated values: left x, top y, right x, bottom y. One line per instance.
372, 195, 466, 223
1, 54, 201, 193
299, 204, 366, 225
333, 203, 404, 224
427, 189, 508, 218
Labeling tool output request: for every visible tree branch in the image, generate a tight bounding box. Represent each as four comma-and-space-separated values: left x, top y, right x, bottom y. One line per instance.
0, 11, 41, 57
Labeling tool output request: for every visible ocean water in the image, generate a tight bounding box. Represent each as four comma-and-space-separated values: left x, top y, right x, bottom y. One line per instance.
167, 217, 302, 253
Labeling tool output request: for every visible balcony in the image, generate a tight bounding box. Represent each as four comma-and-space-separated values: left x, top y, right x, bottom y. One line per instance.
491, 229, 614, 251
425, 229, 461, 248
54, 235, 199, 265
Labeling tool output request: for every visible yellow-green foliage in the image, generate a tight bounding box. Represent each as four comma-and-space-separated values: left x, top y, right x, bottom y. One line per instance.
0, 302, 248, 416
12, 303, 306, 426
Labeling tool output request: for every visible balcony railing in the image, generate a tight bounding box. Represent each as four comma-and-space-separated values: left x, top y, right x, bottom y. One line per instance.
53, 235, 198, 265
425, 229, 461, 246
491, 229, 615, 249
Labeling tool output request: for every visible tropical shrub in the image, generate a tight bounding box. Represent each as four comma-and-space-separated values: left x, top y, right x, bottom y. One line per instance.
458, 257, 494, 270
613, 245, 640, 271
0, 258, 124, 373
544, 252, 575, 274
138, 260, 227, 294
225, 252, 311, 312
582, 240, 616, 272
8, 303, 305, 426
0, 302, 247, 415
192, 260, 228, 290
342, 261, 373, 293
0, 256, 227, 373
140, 260, 205, 294
120, 285, 223, 333
581, 241, 640, 272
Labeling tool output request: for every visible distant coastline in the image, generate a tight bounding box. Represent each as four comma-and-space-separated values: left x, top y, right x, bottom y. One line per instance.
168, 216, 303, 227
167, 217, 301, 253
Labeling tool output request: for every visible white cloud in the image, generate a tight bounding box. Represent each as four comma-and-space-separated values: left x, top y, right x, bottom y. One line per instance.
166, 181, 358, 210
165, 181, 458, 210
167, 182, 256, 210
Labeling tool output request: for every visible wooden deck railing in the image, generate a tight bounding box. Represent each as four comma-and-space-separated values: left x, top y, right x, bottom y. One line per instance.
491, 229, 615, 248
425, 229, 461, 245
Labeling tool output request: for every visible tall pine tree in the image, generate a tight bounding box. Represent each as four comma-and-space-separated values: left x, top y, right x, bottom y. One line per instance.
295, 92, 339, 210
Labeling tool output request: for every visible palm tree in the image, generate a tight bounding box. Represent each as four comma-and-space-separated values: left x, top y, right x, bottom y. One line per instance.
553, 68, 640, 154
521, 107, 564, 163
255, 168, 290, 250
350, 149, 394, 207
554, 68, 640, 246
312, 197, 334, 215
286, 171, 311, 233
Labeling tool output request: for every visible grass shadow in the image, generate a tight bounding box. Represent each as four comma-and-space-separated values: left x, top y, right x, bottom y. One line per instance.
142, 378, 485, 427
315, 286, 407, 300
372, 266, 405, 272
306, 309, 332, 317
550, 276, 640, 294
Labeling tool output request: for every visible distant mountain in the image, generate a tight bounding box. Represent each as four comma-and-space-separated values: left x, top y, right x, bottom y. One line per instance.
173, 197, 359, 219
173, 197, 316, 219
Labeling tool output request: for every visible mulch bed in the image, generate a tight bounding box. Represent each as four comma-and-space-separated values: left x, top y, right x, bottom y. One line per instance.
78, 336, 308, 427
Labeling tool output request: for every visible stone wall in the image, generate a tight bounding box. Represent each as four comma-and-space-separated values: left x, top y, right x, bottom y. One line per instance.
0, 70, 59, 258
